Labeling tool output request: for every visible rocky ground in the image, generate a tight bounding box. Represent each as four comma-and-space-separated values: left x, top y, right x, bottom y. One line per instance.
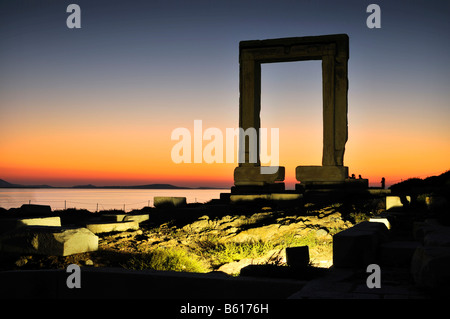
0, 201, 379, 276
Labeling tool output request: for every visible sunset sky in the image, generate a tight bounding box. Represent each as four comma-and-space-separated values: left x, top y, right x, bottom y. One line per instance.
0, 0, 449, 189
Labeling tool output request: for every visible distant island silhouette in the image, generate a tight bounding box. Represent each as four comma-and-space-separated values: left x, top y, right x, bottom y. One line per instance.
0, 179, 221, 190
2, 171, 449, 192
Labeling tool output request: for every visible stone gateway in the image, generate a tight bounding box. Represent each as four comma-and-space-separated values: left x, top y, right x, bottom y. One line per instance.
233, 34, 353, 191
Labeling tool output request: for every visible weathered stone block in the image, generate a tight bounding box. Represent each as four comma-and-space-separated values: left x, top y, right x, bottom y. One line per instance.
124, 214, 149, 224
411, 245, 450, 290
380, 241, 419, 267
86, 221, 139, 234
234, 166, 285, 186
286, 246, 309, 268
18, 216, 61, 227
153, 196, 187, 208
0, 216, 61, 234
386, 196, 411, 210
369, 217, 391, 230
229, 193, 301, 203
0, 226, 98, 256
270, 193, 302, 201
296, 166, 348, 183
333, 221, 389, 268
230, 194, 271, 203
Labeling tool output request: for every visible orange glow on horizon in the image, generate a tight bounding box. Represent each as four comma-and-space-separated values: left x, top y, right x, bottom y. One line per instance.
1, 107, 449, 188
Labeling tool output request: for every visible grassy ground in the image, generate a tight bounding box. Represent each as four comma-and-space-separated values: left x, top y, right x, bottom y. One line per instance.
0, 224, 336, 274
125, 248, 209, 272
121, 229, 334, 273
0, 200, 378, 274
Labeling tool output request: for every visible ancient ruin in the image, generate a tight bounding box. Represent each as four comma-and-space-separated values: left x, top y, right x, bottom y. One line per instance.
233, 34, 362, 193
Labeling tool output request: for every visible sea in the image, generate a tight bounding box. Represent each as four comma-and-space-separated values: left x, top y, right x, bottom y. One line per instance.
0, 188, 230, 212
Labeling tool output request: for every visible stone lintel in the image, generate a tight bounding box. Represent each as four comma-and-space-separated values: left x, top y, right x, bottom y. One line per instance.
234, 166, 285, 186
240, 34, 349, 59
296, 165, 348, 183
